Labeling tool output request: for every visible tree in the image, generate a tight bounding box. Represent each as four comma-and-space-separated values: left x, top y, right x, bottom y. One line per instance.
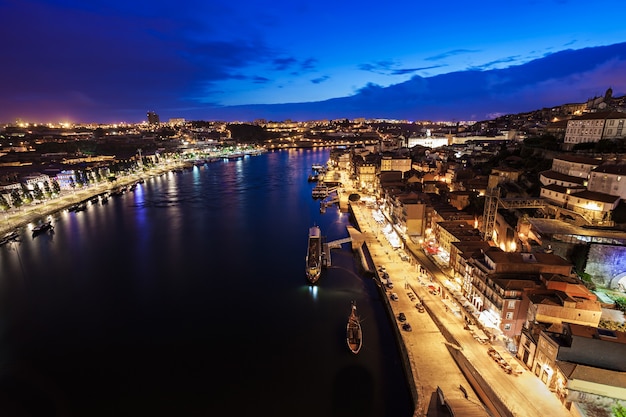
0, 193, 10, 211
32, 183, 44, 201
74, 171, 84, 188
20, 183, 32, 204
51, 179, 61, 195
10, 189, 22, 208
43, 181, 52, 198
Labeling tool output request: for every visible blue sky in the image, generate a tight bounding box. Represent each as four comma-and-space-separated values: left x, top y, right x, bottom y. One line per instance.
1, 0, 626, 123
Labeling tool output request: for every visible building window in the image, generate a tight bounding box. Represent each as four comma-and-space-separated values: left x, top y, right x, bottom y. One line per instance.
506, 312, 513, 320
508, 300, 516, 309
504, 323, 512, 331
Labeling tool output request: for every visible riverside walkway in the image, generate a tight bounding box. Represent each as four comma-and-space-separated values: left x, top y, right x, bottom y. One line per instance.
338, 173, 571, 417
0, 162, 185, 237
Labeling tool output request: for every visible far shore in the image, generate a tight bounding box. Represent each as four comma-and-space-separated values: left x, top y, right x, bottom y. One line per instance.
0, 161, 186, 237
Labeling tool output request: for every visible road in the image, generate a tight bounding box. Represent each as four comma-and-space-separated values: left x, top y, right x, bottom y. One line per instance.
333, 168, 571, 417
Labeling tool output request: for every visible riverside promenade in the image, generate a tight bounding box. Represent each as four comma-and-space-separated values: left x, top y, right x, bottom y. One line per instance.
0, 162, 185, 237
336, 172, 571, 417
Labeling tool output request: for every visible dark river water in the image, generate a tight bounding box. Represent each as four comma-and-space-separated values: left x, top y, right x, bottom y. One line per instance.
0, 148, 413, 417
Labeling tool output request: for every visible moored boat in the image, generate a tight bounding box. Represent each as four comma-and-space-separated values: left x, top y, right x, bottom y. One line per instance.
346, 301, 362, 354
32, 221, 53, 237
306, 225, 322, 284
0, 230, 19, 246
311, 184, 328, 199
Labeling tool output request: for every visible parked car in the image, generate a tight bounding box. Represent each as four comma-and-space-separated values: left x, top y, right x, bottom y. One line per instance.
386, 280, 394, 289
402, 323, 412, 332
398, 312, 406, 322
390, 293, 399, 301
415, 303, 425, 313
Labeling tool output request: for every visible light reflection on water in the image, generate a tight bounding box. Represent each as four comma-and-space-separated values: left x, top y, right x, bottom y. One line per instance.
0, 149, 412, 417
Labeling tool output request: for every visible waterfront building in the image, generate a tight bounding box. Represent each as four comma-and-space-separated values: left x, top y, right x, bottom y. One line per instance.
434, 220, 482, 258
556, 362, 626, 415
465, 248, 573, 340
524, 274, 602, 329
528, 323, 626, 412
356, 163, 377, 192
388, 191, 429, 239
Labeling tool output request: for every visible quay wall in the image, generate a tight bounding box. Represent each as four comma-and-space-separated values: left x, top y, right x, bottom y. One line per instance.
349, 203, 420, 415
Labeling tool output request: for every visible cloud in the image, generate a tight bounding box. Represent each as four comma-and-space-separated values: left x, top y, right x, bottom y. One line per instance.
359, 61, 446, 76
425, 49, 480, 61
202, 42, 626, 122
358, 61, 397, 74
300, 58, 317, 71
391, 66, 447, 75
252, 76, 271, 84
311, 76, 330, 84
272, 57, 298, 71
468, 56, 522, 71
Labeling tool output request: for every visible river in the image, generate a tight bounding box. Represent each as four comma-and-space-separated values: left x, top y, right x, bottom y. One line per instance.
0, 148, 413, 417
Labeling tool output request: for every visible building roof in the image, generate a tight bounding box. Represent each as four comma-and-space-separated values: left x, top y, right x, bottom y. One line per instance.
592, 163, 626, 175
557, 361, 626, 389
568, 322, 626, 344
539, 170, 586, 185
527, 291, 576, 307
486, 251, 572, 267
552, 154, 602, 166
490, 273, 542, 289
570, 189, 621, 204
527, 218, 626, 243
541, 183, 585, 194
571, 110, 626, 121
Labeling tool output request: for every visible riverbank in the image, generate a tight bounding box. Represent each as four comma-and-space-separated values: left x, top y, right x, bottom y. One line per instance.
336, 163, 570, 417
0, 162, 185, 237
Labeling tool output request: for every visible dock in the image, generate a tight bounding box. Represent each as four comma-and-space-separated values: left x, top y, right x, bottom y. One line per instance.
321, 235, 352, 267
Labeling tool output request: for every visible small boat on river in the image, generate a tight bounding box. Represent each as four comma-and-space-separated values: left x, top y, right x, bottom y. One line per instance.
0, 231, 19, 246
346, 301, 362, 354
32, 221, 53, 237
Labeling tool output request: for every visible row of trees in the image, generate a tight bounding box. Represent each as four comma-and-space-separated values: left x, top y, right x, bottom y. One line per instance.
0, 179, 61, 211
0, 153, 167, 212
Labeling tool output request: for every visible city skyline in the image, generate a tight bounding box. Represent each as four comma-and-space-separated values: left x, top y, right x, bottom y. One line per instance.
2, 0, 626, 124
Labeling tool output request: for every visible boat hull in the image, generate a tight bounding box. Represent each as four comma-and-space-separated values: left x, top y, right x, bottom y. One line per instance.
306, 226, 322, 284
346, 302, 362, 354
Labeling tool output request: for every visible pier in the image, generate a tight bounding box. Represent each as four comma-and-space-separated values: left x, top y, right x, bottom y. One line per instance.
322, 235, 352, 267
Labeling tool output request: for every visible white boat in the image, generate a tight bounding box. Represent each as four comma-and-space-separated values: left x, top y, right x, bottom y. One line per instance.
346, 301, 362, 354
306, 226, 322, 283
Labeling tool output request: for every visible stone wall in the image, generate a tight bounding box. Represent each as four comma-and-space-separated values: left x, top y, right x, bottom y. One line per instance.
585, 244, 626, 289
